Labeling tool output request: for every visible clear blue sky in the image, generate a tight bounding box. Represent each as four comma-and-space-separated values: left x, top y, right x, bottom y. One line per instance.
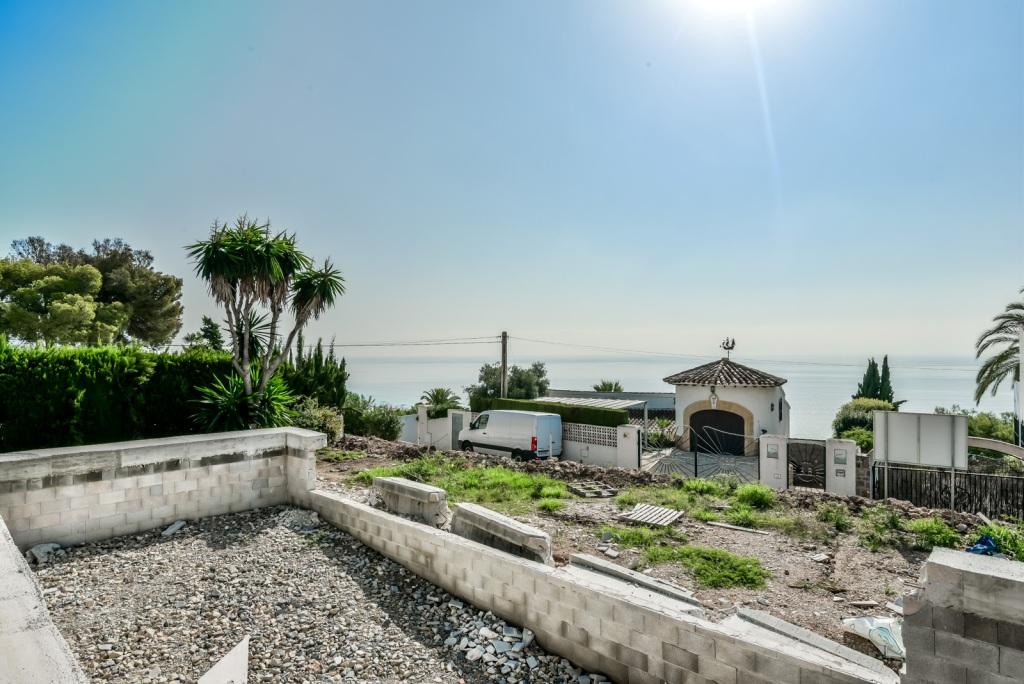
1, 0, 1021, 358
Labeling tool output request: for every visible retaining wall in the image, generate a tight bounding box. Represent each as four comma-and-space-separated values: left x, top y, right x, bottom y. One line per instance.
0, 514, 87, 682
308, 489, 891, 684
902, 548, 1024, 683
0, 428, 325, 549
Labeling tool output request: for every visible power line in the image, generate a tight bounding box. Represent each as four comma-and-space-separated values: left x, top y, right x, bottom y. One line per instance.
166, 335, 500, 349
510, 336, 980, 374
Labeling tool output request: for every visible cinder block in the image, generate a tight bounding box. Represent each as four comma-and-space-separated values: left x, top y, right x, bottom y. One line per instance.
24, 488, 55, 504
935, 631, 999, 674
113, 475, 138, 489
615, 642, 648, 671
696, 655, 737, 684
714, 640, 757, 672
136, 473, 163, 488
84, 479, 113, 494
55, 484, 85, 498
1000, 648, 1024, 678
125, 509, 153, 525
98, 489, 126, 505
965, 614, 999, 643
966, 666, 1023, 684
626, 666, 662, 684
663, 662, 709, 684
907, 654, 967, 683
663, 642, 699, 670
69, 494, 99, 511
58, 509, 89, 526
39, 497, 70, 515
173, 479, 199, 494
933, 606, 966, 635
677, 627, 716, 658
903, 626, 936, 660
996, 622, 1024, 651
115, 498, 145, 514
31, 511, 61, 528
0, 491, 26, 507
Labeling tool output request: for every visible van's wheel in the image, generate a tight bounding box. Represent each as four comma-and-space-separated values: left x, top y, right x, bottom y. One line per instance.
461, 441, 473, 453
510, 450, 523, 461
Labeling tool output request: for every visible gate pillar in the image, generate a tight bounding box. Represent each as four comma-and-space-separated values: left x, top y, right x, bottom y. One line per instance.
825, 438, 858, 496
759, 435, 788, 490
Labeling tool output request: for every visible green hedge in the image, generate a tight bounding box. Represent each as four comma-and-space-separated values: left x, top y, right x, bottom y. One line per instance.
469, 396, 628, 428
0, 340, 234, 451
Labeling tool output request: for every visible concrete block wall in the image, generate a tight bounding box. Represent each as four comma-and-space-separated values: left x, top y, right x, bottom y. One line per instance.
308, 489, 890, 684
0, 427, 325, 549
902, 548, 1024, 684
0, 514, 87, 682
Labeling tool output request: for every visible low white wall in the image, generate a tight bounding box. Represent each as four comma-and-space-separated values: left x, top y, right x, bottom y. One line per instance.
0, 515, 86, 682
0, 428, 325, 549
308, 489, 889, 684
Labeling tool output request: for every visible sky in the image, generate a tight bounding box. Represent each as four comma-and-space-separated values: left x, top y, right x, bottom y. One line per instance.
0, 0, 1022, 363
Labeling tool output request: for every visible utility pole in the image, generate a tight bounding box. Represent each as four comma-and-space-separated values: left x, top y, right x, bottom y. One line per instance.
500, 331, 508, 398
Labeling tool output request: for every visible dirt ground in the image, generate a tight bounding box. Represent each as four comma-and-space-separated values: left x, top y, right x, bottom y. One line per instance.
317, 441, 929, 665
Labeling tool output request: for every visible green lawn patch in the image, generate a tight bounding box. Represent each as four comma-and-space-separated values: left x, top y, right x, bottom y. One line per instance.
643, 545, 770, 588
354, 455, 570, 515
318, 448, 368, 463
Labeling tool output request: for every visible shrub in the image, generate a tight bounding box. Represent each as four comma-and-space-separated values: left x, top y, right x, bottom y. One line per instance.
906, 517, 960, 550
734, 484, 775, 510
469, 397, 628, 428
816, 501, 853, 532
280, 335, 347, 410
840, 427, 873, 452
342, 394, 402, 440
832, 398, 895, 437
536, 498, 565, 513
291, 397, 344, 442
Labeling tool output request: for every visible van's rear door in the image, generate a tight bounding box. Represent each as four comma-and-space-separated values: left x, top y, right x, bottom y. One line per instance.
535, 415, 562, 459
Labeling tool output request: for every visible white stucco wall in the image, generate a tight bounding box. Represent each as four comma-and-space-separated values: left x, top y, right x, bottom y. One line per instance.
673, 385, 789, 438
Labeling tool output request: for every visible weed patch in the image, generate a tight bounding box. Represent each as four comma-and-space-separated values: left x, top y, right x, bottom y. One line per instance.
734, 484, 776, 510
537, 498, 565, 513
693, 509, 721, 522
906, 517, 960, 550
858, 505, 906, 551
681, 478, 730, 497
816, 501, 853, 532
613, 486, 695, 512
644, 546, 770, 588
599, 525, 686, 548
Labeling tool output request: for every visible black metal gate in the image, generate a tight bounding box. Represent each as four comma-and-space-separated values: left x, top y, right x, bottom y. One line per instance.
788, 440, 826, 489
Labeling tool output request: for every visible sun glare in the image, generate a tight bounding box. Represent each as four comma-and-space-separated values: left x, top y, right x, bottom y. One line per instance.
690, 0, 784, 17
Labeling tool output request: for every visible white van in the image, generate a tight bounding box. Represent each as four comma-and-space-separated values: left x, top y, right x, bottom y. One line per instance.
458, 410, 562, 460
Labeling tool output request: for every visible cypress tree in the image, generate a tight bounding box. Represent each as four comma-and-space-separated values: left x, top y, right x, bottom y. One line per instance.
879, 355, 894, 403
855, 358, 881, 399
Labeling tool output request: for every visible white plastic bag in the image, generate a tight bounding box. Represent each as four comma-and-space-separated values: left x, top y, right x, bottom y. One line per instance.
842, 616, 904, 660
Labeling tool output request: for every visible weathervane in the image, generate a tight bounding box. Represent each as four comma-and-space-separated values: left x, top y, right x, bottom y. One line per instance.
720, 337, 736, 359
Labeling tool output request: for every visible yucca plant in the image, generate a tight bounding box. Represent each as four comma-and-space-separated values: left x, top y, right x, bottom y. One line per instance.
193, 370, 295, 431
186, 216, 345, 405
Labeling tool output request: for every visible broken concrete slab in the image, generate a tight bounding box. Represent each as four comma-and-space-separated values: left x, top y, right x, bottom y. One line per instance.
569, 553, 702, 608
450, 502, 553, 564
372, 477, 449, 527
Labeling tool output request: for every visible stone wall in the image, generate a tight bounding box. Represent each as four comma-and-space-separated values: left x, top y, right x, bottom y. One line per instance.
308, 489, 893, 684
902, 548, 1024, 683
0, 428, 325, 549
856, 452, 872, 498
0, 514, 87, 682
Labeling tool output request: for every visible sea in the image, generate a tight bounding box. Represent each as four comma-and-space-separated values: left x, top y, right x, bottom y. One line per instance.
342, 352, 1017, 439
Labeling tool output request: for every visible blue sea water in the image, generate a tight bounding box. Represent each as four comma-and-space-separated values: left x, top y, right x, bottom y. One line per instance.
342, 353, 1016, 439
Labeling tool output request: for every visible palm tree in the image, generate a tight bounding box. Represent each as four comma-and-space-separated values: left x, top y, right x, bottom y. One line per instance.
187, 216, 345, 400
975, 288, 1023, 403
593, 379, 624, 392
420, 387, 462, 418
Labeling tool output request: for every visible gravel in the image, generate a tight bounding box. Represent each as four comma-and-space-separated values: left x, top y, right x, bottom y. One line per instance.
33, 506, 604, 683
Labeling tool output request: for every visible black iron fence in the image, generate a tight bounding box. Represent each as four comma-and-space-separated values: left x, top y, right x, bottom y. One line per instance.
872, 463, 1024, 519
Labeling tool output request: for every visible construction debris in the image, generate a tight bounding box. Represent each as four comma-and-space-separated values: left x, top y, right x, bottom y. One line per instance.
705, 521, 770, 536
566, 481, 618, 498
616, 503, 683, 528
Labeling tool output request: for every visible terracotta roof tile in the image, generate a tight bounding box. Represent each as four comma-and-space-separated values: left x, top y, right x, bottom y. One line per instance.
663, 358, 786, 388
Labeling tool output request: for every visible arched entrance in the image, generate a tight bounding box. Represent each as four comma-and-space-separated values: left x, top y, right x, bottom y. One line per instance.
690, 409, 745, 456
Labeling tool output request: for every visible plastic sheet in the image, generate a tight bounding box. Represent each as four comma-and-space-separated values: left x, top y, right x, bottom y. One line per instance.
841, 616, 904, 660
